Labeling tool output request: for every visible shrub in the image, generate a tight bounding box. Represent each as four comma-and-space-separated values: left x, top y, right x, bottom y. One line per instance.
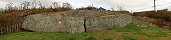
133, 10, 171, 29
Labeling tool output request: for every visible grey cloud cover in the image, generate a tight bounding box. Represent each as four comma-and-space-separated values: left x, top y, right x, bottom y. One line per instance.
0, 0, 171, 12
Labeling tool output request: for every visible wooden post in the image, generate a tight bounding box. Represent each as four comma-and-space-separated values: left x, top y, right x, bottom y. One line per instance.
16, 24, 18, 32
14, 24, 16, 32
0, 27, 3, 35
18, 23, 21, 31
0, 26, 2, 35
10, 25, 12, 33
12, 25, 14, 33
7, 26, 9, 33
15, 24, 17, 32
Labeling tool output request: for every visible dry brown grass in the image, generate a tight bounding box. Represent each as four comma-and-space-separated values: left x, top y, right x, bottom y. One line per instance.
133, 10, 171, 29
0, 8, 72, 35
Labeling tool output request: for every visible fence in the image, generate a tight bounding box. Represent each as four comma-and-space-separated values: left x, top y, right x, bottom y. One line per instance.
0, 23, 22, 35
0, 17, 24, 35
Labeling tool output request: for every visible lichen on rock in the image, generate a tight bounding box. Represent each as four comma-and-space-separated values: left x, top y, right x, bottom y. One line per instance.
22, 10, 133, 33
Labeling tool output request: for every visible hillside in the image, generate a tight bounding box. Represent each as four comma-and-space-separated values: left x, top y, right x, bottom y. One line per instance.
0, 22, 171, 40
133, 9, 171, 29
1, 9, 171, 40
1, 0, 171, 40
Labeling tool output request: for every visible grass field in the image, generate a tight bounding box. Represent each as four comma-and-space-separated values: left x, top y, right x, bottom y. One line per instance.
0, 23, 171, 40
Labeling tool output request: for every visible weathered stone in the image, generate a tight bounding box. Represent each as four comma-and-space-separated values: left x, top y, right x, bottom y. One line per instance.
22, 10, 133, 33
22, 13, 66, 32
22, 13, 85, 33
85, 14, 132, 32
63, 17, 85, 33
63, 10, 102, 17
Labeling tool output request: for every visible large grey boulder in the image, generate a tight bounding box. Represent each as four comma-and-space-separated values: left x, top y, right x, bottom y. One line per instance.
63, 17, 85, 33
85, 14, 132, 32
63, 10, 102, 17
22, 13, 66, 32
22, 10, 133, 33
22, 13, 85, 33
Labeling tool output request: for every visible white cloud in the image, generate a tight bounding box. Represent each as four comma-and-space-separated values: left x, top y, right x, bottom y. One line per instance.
0, 1, 8, 9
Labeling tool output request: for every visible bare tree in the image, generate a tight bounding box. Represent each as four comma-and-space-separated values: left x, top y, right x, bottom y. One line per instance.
26, 2, 31, 9
31, 2, 34, 9
14, 6, 18, 10
110, 8, 115, 11
33, 0, 37, 8
38, 1, 43, 9
5, 4, 10, 10
31, 0, 37, 9
5, 3, 14, 11
50, 5, 53, 9
117, 6, 126, 11
22, 1, 30, 9
62, 2, 72, 8
19, 3, 23, 10
52, 2, 60, 8
23, 1, 27, 9
0, 8, 3, 12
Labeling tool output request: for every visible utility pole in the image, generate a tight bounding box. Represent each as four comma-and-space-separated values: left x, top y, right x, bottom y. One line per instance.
154, 0, 156, 11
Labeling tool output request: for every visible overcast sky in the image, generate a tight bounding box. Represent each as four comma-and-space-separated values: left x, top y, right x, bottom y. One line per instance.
0, 0, 171, 12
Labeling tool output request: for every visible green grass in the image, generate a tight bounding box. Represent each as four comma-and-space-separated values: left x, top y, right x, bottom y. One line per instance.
0, 23, 171, 40
124, 35, 137, 40
116, 23, 170, 37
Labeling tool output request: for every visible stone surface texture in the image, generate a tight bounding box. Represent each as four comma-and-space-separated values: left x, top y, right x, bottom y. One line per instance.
22, 10, 133, 33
